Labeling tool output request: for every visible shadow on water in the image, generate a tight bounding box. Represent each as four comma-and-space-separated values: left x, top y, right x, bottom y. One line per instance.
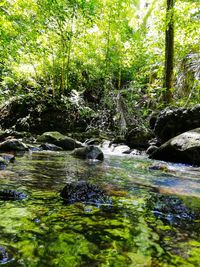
0, 151, 200, 266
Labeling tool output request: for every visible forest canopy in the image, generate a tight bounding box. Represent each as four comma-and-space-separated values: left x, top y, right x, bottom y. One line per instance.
0, 0, 199, 109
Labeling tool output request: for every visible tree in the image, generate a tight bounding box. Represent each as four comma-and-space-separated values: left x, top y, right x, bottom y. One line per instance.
163, 0, 174, 104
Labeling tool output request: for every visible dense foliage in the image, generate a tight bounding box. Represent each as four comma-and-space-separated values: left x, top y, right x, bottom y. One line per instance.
0, 0, 199, 128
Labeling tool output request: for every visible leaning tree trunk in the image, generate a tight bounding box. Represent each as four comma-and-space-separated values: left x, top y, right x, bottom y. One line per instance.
163, 0, 174, 104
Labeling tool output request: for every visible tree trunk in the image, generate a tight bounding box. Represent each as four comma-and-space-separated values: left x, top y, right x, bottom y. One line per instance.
163, 0, 174, 104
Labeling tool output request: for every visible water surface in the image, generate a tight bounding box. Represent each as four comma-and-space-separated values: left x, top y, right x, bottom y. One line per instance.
1, 150, 200, 266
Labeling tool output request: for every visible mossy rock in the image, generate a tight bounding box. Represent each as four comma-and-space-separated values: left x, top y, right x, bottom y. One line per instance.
0, 139, 28, 152
72, 145, 104, 161
37, 131, 65, 142
38, 131, 83, 150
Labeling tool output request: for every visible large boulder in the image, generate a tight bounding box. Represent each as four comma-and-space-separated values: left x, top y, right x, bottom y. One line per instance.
0, 95, 90, 133
38, 131, 83, 150
0, 139, 28, 152
72, 145, 104, 161
125, 126, 153, 149
60, 181, 111, 205
37, 131, 65, 142
154, 105, 200, 143
150, 128, 200, 165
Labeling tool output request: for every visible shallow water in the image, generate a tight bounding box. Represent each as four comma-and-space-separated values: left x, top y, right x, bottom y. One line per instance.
1, 150, 200, 266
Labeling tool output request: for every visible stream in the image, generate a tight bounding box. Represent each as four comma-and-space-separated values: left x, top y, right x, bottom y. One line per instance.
0, 148, 200, 267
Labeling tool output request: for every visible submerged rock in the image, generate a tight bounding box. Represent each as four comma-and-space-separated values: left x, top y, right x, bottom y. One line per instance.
149, 195, 196, 227
0, 189, 27, 201
38, 131, 83, 150
72, 145, 104, 161
150, 128, 200, 165
60, 181, 111, 205
0, 246, 9, 264
149, 163, 169, 172
40, 143, 63, 151
0, 139, 28, 152
0, 157, 7, 170
0, 153, 15, 163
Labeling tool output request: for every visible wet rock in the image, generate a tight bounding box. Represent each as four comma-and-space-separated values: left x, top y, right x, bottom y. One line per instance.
40, 143, 63, 151
149, 163, 169, 171
0, 153, 15, 163
0, 153, 14, 170
0, 246, 9, 264
56, 137, 83, 150
72, 145, 104, 161
149, 195, 196, 227
0, 139, 28, 152
123, 148, 144, 156
38, 131, 83, 150
0, 189, 27, 201
154, 105, 200, 143
60, 181, 111, 205
0, 157, 7, 170
84, 138, 100, 146
149, 112, 158, 130
146, 145, 158, 155
150, 128, 200, 165
125, 126, 153, 149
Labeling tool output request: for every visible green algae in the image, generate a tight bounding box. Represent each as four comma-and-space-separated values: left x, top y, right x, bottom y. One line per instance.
0, 152, 200, 266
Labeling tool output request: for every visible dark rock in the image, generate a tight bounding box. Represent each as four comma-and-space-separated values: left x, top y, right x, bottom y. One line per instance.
148, 138, 160, 146
0, 246, 9, 264
150, 128, 200, 165
0, 157, 7, 170
0, 154, 15, 170
149, 163, 168, 171
72, 145, 104, 161
55, 137, 83, 150
84, 138, 100, 146
0, 153, 15, 163
40, 143, 63, 151
149, 195, 196, 227
125, 127, 153, 149
38, 132, 83, 150
146, 145, 158, 155
149, 112, 158, 130
0, 139, 28, 152
0, 130, 8, 141
0, 95, 90, 134
154, 105, 200, 143
27, 145, 42, 152
0, 189, 27, 200
60, 181, 111, 205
